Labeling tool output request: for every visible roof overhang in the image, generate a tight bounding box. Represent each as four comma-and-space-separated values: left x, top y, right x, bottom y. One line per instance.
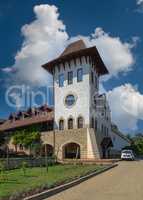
42, 46, 109, 76
0, 112, 54, 132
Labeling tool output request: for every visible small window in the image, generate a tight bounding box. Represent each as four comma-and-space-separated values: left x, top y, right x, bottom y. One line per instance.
91, 117, 94, 128
104, 126, 106, 136
77, 117, 84, 128
91, 71, 94, 83
65, 95, 76, 107
68, 118, 73, 129
68, 71, 73, 85
59, 74, 64, 87
106, 128, 108, 136
101, 124, 104, 133
77, 68, 83, 82
95, 76, 98, 88
95, 119, 97, 130
59, 119, 64, 130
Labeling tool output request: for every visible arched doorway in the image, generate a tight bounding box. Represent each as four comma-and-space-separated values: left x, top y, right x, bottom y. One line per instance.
42, 144, 54, 157
63, 142, 80, 159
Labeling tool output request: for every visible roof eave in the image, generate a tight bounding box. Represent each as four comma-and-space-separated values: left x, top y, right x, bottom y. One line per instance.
42, 46, 109, 75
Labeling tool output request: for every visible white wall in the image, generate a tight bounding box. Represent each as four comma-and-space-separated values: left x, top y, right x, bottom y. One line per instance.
53, 55, 112, 141
54, 57, 90, 129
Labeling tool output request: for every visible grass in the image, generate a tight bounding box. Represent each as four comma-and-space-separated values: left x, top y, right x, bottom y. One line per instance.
0, 164, 104, 199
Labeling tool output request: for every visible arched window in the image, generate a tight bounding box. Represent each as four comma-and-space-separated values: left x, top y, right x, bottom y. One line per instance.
91, 117, 94, 128
59, 119, 64, 130
68, 118, 73, 129
77, 116, 84, 128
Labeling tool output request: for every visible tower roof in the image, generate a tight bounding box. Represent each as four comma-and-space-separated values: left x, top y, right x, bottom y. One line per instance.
42, 40, 109, 75
60, 40, 86, 57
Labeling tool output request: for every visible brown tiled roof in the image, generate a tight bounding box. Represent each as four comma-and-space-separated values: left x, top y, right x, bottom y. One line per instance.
42, 40, 109, 76
60, 40, 86, 57
0, 112, 54, 132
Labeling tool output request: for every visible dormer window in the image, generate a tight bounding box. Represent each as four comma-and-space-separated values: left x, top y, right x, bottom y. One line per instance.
68, 71, 73, 85
77, 68, 83, 82
59, 74, 64, 87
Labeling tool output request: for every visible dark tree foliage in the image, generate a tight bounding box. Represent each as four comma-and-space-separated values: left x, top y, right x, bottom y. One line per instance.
124, 133, 143, 156
0, 133, 5, 146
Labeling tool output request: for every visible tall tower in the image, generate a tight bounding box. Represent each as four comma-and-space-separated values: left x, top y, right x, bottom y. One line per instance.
43, 40, 108, 129
42, 40, 111, 159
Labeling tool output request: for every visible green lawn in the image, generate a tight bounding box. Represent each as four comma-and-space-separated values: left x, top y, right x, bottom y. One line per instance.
0, 164, 104, 199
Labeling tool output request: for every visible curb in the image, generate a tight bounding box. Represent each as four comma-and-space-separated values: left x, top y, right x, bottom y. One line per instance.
24, 164, 118, 200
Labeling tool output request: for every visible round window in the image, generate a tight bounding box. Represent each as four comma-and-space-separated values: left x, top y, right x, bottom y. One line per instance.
65, 94, 76, 107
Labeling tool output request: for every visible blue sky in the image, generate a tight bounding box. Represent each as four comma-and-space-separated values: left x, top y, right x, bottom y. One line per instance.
0, 0, 143, 134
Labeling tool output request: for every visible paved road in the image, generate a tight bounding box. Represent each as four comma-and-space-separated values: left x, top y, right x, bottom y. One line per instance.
45, 160, 143, 200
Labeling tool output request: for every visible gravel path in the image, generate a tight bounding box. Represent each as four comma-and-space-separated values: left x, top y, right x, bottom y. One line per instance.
45, 160, 143, 200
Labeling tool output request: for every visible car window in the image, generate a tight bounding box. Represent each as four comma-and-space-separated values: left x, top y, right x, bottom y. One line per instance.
122, 150, 132, 154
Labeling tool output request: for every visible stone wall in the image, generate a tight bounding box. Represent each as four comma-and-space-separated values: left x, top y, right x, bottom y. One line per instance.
41, 128, 101, 160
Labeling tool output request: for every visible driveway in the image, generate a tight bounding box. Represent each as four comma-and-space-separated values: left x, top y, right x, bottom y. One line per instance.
45, 160, 143, 200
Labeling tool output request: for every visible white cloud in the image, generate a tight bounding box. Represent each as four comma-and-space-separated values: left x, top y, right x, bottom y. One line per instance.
137, 0, 143, 5
2, 4, 68, 86
71, 27, 136, 79
1, 4, 139, 131
107, 84, 143, 131
1, 4, 136, 85
1, 67, 17, 73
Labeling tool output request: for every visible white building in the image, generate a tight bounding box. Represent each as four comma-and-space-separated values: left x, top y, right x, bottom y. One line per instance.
42, 40, 130, 160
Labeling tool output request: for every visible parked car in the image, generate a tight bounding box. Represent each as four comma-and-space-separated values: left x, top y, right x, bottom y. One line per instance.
121, 149, 135, 160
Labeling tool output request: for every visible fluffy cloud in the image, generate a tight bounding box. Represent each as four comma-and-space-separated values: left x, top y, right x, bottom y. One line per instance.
2, 4, 136, 85
107, 84, 143, 131
1, 4, 140, 131
2, 5, 68, 86
137, 0, 143, 5
71, 28, 136, 78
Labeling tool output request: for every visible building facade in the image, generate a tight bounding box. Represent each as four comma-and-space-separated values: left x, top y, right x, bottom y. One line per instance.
0, 40, 130, 160
42, 40, 115, 160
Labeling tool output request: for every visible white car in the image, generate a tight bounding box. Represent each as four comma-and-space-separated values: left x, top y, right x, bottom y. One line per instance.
121, 150, 135, 160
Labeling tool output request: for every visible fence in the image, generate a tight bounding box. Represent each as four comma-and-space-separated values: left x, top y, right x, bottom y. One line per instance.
0, 157, 56, 170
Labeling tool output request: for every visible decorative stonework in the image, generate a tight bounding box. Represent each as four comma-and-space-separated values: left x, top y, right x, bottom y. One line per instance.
41, 128, 101, 160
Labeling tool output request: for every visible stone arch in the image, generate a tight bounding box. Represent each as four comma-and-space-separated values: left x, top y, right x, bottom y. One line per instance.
62, 142, 81, 159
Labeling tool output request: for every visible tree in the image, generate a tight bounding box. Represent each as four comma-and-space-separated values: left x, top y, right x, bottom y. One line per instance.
124, 134, 143, 156
12, 126, 41, 156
